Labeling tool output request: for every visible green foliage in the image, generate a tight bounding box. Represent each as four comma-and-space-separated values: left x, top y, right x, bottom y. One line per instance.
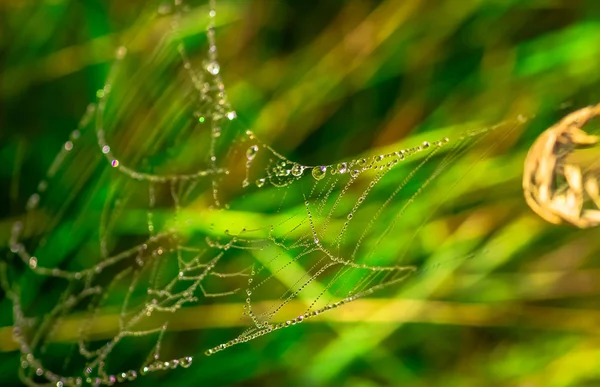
1, 1, 600, 386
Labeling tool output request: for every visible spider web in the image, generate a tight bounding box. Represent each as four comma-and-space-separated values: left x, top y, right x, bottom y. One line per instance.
2, 1, 531, 386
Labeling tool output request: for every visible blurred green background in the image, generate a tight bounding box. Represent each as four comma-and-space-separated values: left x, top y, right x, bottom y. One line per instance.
2, 0, 600, 386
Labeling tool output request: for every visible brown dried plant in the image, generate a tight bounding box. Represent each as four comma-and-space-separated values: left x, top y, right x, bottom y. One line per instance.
524, 104, 600, 228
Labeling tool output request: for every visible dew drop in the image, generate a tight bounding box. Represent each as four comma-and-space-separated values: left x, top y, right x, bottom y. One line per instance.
102, 145, 110, 154
291, 164, 304, 177
64, 141, 73, 151
111, 160, 119, 167
226, 111, 237, 120
127, 371, 137, 381
158, 2, 172, 15
256, 178, 266, 187
114, 47, 127, 61
29, 257, 37, 269
347, 214, 353, 220
312, 166, 327, 180
180, 356, 193, 368
26, 193, 40, 210
246, 145, 259, 161
337, 162, 348, 174
423, 141, 430, 148
206, 61, 220, 75
350, 169, 360, 178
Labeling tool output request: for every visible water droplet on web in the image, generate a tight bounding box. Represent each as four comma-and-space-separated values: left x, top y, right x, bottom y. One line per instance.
246, 145, 258, 160
256, 178, 266, 187
157, 2, 172, 15
213, 127, 221, 137
96, 89, 105, 99
64, 141, 73, 151
226, 111, 237, 120
206, 61, 220, 75
111, 160, 119, 167
312, 166, 327, 180
198, 116, 205, 123
291, 164, 303, 177
350, 169, 360, 178
27, 193, 40, 210
337, 162, 347, 174
423, 141, 430, 148
347, 214, 353, 220
102, 145, 110, 154
29, 257, 37, 269
116, 46, 127, 59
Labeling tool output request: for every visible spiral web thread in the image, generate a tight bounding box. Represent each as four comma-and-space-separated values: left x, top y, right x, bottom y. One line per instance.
2, 1, 530, 386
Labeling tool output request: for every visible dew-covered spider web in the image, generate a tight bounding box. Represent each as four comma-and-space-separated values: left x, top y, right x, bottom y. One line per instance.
3, 1, 536, 386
